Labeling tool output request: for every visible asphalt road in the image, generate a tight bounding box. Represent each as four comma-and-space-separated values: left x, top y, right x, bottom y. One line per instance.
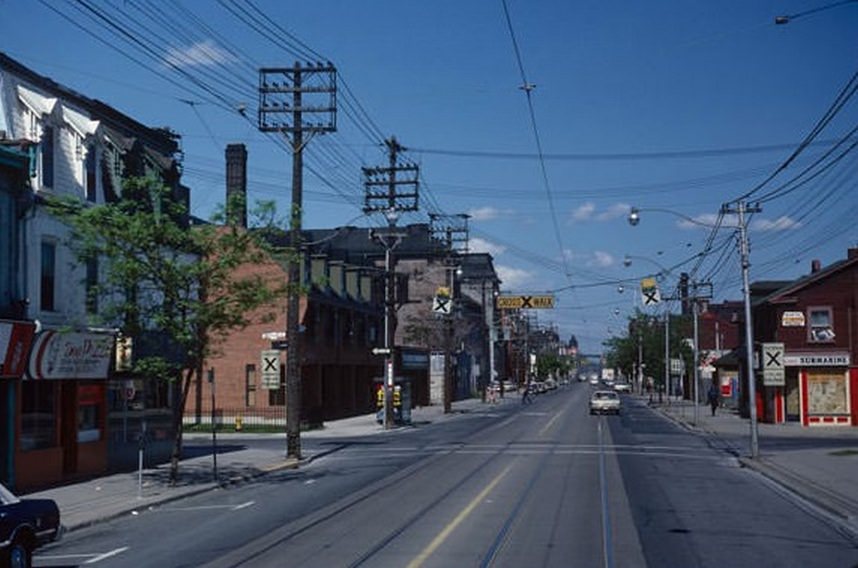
36, 384, 858, 567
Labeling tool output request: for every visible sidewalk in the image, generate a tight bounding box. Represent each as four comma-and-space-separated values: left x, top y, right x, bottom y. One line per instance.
652, 396, 858, 534
25, 396, 518, 532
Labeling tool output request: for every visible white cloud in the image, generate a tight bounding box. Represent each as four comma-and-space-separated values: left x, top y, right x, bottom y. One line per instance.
596, 203, 631, 222
588, 251, 615, 268
752, 216, 801, 232
165, 40, 235, 68
469, 237, 506, 256
468, 206, 502, 221
570, 202, 596, 222
496, 265, 535, 289
570, 202, 631, 223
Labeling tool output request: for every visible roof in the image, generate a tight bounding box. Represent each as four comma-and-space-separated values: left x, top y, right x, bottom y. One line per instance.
758, 251, 858, 305
0, 52, 179, 157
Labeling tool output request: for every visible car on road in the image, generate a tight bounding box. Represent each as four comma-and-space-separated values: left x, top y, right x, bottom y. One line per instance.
589, 390, 621, 415
613, 382, 632, 393
0, 482, 62, 567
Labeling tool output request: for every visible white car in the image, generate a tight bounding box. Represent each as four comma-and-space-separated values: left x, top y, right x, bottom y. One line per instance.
589, 390, 621, 415
613, 382, 631, 393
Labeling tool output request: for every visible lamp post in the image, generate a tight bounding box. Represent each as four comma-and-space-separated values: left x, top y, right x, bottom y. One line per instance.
775, 0, 858, 24
722, 201, 761, 458
628, 204, 758, 457
624, 253, 674, 402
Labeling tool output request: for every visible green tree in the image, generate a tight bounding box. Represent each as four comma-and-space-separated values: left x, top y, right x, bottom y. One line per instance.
603, 309, 694, 391
48, 177, 286, 484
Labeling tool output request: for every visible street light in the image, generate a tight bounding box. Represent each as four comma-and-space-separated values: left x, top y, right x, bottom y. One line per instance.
628, 204, 759, 458
623, 252, 676, 404
775, 0, 858, 24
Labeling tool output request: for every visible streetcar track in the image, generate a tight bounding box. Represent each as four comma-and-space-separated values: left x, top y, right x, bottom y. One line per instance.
203, 400, 535, 567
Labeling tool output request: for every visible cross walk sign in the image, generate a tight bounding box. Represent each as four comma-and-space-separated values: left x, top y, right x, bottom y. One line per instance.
640, 277, 661, 306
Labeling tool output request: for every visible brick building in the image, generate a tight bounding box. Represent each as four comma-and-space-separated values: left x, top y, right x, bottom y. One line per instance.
752, 250, 858, 426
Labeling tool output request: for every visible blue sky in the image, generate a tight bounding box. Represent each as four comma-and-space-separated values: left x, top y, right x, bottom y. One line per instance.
2, 1, 857, 354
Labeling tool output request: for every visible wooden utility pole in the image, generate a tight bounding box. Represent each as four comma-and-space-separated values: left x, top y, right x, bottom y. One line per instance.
429, 214, 470, 413
364, 137, 418, 429
258, 63, 336, 459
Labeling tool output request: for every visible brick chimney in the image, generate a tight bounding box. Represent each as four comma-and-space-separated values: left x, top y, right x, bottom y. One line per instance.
811, 259, 821, 273
849, 248, 858, 260
225, 143, 247, 228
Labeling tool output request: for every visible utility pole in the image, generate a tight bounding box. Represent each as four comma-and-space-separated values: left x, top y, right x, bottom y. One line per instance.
258, 63, 337, 459
722, 200, 761, 458
364, 137, 418, 429
430, 214, 469, 413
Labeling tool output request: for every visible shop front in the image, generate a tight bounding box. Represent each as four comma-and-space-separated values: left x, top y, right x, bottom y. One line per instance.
785, 352, 855, 427
17, 329, 114, 490
0, 320, 36, 486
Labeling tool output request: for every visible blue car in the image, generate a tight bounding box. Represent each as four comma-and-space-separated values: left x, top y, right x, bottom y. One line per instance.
0, 482, 62, 568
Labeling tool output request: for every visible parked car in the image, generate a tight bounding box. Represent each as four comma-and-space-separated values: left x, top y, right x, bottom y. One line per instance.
613, 382, 632, 393
589, 390, 621, 415
0, 482, 62, 567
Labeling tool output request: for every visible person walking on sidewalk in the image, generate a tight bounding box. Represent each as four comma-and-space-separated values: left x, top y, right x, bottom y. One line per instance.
522, 382, 534, 405
707, 383, 720, 416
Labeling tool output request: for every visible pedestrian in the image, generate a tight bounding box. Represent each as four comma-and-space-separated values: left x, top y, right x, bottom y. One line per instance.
521, 383, 533, 405
707, 383, 719, 416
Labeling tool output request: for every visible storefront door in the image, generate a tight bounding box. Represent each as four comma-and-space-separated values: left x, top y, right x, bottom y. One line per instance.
785, 369, 800, 422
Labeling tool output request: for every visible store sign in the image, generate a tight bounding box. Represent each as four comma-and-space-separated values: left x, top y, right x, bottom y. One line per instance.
0, 320, 36, 378
783, 352, 850, 367
27, 330, 114, 380
781, 311, 806, 327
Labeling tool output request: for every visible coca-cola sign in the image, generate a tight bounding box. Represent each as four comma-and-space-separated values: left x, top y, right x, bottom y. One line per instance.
28, 330, 115, 380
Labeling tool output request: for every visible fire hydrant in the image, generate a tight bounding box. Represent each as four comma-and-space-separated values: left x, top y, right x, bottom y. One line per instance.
234, 416, 243, 431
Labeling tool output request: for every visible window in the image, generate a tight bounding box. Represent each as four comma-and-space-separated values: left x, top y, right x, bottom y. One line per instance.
808, 307, 835, 342
40, 241, 56, 312
86, 256, 98, 314
85, 144, 97, 202
245, 364, 257, 407
21, 381, 56, 451
268, 369, 286, 406
41, 125, 54, 188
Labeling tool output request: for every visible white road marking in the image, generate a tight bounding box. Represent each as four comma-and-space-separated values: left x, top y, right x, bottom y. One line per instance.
232, 501, 255, 510
85, 547, 130, 564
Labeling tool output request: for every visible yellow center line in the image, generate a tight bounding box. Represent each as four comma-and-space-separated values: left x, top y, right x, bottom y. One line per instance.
538, 410, 563, 437
407, 463, 514, 568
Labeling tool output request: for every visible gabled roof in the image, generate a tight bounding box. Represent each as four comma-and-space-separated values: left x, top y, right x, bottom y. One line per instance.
758, 251, 858, 305
1, 52, 179, 156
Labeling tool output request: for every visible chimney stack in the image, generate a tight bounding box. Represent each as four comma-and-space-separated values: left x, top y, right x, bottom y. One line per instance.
811, 259, 821, 273
225, 143, 247, 228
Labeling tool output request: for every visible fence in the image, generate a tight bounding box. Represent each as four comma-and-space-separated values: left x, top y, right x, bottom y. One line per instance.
183, 406, 287, 431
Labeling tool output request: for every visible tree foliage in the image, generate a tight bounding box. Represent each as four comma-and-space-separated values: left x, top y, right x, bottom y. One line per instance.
47, 177, 286, 484
602, 309, 694, 387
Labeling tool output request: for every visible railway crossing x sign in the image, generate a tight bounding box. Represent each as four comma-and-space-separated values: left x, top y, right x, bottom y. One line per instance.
640, 277, 661, 306
261, 349, 280, 390
432, 295, 452, 315
762, 342, 785, 386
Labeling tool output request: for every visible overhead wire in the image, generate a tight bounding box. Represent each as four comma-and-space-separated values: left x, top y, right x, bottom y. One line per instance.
501, 0, 572, 282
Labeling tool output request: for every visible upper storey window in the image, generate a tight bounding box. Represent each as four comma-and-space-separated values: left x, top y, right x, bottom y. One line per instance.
808, 307, 835, 343
41, 125, 54, 189
85, 144, 97, 202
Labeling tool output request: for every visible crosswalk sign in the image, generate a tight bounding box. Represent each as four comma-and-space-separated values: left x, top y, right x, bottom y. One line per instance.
640, 277, 661, 306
